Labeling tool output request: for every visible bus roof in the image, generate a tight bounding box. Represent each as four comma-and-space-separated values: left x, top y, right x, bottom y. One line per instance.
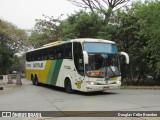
27, 38, 115, 53
70, 38, 115, 44
27, 41, 66, 52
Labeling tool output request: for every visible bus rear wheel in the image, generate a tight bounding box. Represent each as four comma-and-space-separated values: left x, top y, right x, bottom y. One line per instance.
33, 75, 39, 86
65, 79, 73, 94
31, 75, 35, 85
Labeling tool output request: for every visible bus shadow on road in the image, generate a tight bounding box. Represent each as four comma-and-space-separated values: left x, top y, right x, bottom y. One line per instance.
35, 83, 66, 92
34, 83, 118, 96
75, 91, 118, 96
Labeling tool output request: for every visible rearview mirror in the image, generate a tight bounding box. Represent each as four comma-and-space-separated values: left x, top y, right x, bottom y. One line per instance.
119, 52, 129, 64
83, 51, 88, 64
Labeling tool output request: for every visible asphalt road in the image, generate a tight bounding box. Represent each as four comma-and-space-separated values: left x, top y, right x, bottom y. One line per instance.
0, 79, 160, 120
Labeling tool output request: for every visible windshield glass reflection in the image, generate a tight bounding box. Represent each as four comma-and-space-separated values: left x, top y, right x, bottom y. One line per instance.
86, 54, 120, 78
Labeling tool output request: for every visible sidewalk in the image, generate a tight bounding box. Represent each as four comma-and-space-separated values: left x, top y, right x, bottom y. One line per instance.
0, 79, 22, 95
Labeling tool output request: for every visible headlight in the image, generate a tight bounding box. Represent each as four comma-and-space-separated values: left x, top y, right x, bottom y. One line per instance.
86, 81, 97, 85
116, 80, 121, 84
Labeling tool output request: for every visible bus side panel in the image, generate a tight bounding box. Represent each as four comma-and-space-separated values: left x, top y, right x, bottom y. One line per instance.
55, 59, 86, 92
46, 59, 63, 85
26, 60, 64, 85
26, 59, 87, 91
26, 60, 52, 83
55, 59, 75, 88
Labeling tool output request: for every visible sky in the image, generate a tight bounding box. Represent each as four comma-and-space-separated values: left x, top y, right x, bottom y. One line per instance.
0, 0, 80, 29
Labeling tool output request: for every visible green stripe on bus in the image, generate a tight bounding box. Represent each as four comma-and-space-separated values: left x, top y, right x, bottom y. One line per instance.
46, 60, 56, 84
50, 59, 63, 85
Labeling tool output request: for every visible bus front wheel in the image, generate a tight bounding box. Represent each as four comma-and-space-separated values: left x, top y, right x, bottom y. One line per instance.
65, 79, 73, 94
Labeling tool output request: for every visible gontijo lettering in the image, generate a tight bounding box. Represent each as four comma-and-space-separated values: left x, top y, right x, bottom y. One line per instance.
33, 63, 43, 68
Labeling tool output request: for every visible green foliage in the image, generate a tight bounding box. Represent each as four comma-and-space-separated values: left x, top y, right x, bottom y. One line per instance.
0, 20, 13, 74
114, 1, 160, 84
28, 31, 50, 48
29, 15, 63, 48
97, 24, 117, 40
0, 20, 28, 53
112, 8, 143, 84
0, 19, 28, 74
31, 11, 105, 42
135, 1, 160, 78
68, 0, 131, 25
61, 11, 104, 40
9, 54, 26, 74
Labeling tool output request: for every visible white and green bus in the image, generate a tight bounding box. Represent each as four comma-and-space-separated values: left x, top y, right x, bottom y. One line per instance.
26, 38, 129, 93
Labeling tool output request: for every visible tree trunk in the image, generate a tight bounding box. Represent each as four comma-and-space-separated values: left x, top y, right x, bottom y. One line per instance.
104, 7, 113, 25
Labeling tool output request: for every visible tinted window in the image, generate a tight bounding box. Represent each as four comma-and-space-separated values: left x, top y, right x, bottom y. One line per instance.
26, 42, 72, 61
64, 43, 72, 59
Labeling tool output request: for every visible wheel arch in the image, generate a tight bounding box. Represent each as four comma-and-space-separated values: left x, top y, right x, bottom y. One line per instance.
64, 76, 74, 93
64, 76, 72, 87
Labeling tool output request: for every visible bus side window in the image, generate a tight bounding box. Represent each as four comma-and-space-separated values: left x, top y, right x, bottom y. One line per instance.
42, 50, 46, 60
48, 47, 53, 60
35, 50, 42, 61
55, 46, 64, 59
38, 51, 41, 61
32, 51, 36, 61
64, 43, 72, 59
26, 53, 30, 61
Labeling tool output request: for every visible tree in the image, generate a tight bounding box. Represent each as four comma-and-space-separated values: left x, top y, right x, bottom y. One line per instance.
114, 9, 147, 85
30, 11, 104, 44
0, 20, 13, 74
68, 0, 131, 24
29, 15, 63, 48
61, 11, 104, 40
0, 20, 28, 53
113, 1, 160, 85
9, 54, 26, 74
28, 30, 50, 48
0, 19, 28, 74
134, 1, 160, 83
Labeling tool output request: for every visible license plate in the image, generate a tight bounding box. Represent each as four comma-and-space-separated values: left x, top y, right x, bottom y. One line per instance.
103, 86, 109, 90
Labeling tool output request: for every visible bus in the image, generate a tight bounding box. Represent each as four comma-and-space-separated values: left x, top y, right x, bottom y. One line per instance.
26, 38, 129, 93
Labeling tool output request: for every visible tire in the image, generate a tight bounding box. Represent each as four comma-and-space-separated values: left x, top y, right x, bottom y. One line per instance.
65, 79, 73, 94
34, 75, 39, 86
32, 75, 39, 86
31, 75, 35, 85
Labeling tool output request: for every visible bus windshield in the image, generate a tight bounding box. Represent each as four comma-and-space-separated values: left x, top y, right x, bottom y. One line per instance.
85, 54, 120, 78
83, 42, 117, 53
83, 43, 120, 78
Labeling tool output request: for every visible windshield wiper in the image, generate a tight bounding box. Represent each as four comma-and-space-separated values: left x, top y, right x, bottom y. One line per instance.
108, 66, 116, 77
108, 66, 120, 77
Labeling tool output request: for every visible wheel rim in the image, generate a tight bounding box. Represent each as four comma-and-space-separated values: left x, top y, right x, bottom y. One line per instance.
35, 80, 38, 86
31, 76, 35, 85
35, 78, 39, 86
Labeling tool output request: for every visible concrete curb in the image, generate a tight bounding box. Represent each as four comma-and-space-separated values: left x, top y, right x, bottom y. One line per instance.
121, 86, 160, 90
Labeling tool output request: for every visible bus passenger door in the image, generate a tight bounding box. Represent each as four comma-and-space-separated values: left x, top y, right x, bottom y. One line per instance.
73, 42, 85, 89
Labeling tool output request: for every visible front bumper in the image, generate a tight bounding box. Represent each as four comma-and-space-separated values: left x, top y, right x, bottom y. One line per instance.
85, 83, 121, 92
